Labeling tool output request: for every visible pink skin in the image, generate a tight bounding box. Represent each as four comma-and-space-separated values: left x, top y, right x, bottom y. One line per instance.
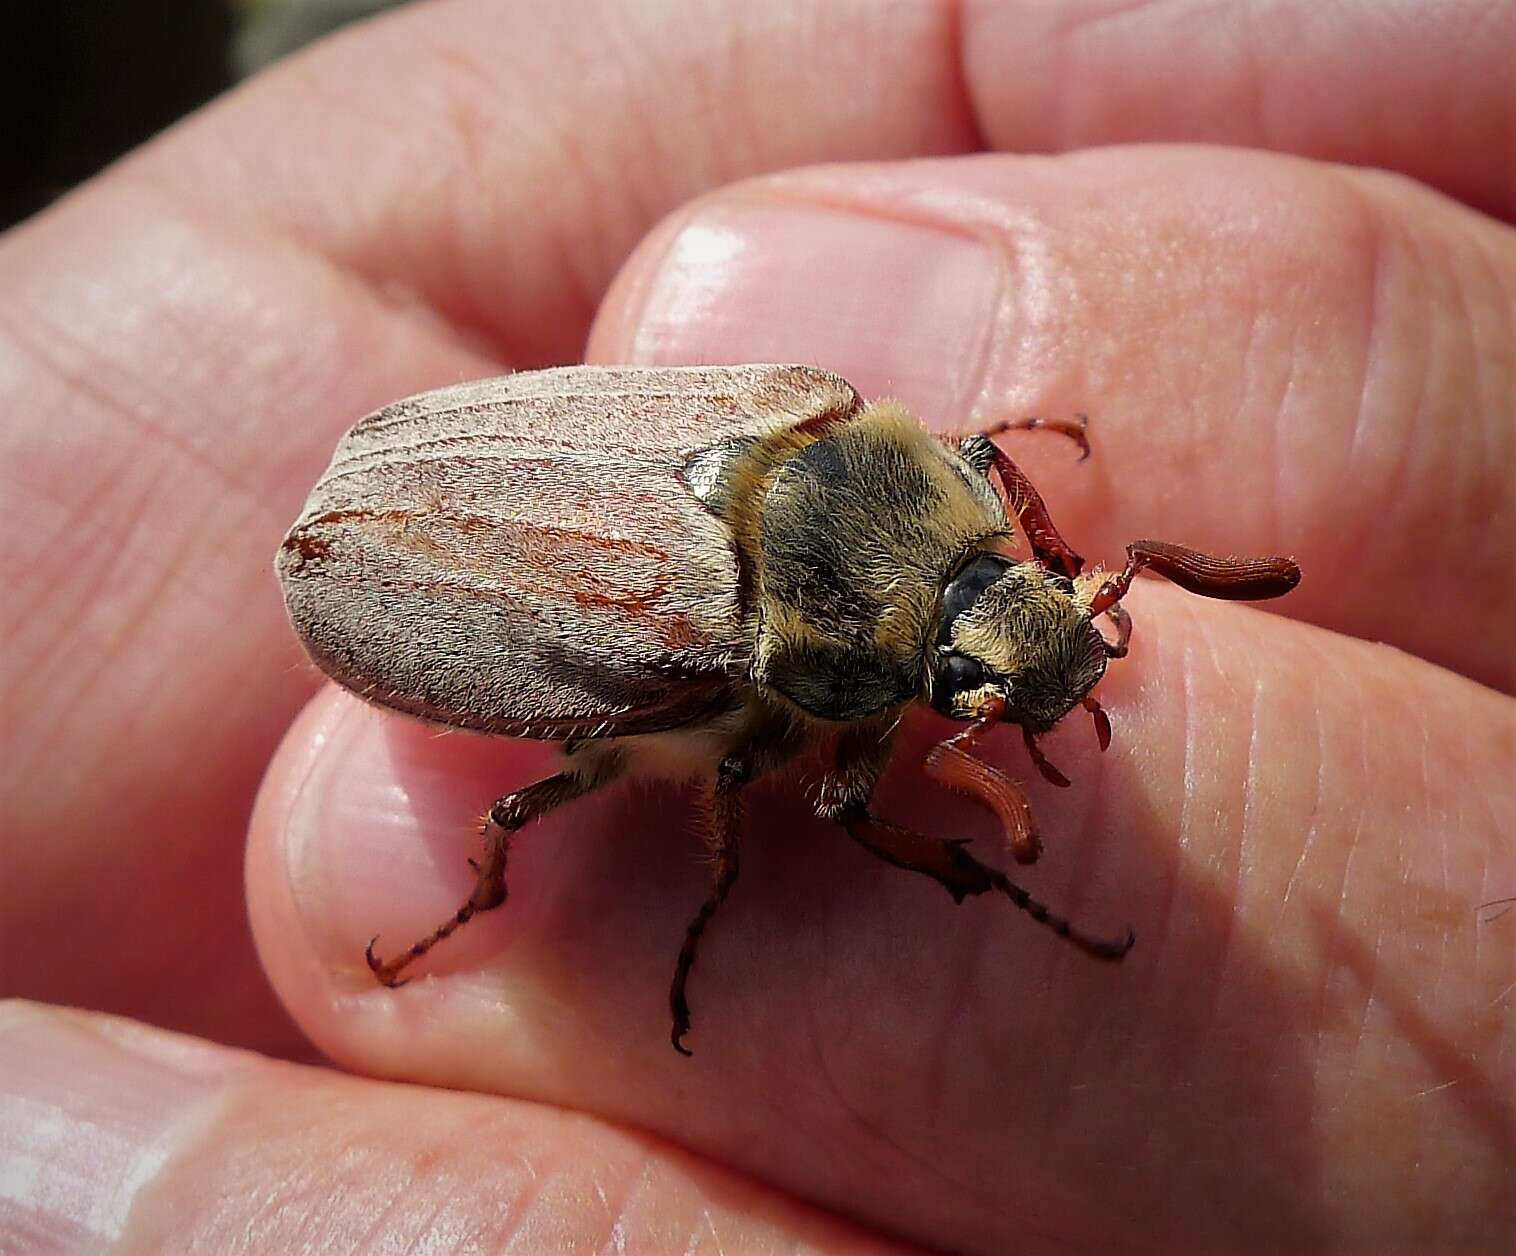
2, 0, 1516, 1251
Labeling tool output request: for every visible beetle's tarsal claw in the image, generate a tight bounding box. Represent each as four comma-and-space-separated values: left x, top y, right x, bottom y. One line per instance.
364, 937, 409, 988
1079, 926, 1137, 961
1083, 696, 1112, 751
1099, 604, 1133, 658
1022, 726, 1072, 788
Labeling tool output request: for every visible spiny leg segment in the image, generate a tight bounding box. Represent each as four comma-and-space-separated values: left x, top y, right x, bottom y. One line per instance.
365, 770, 599, 987
978, 415, 1089, 579
840, 809, 1134, 961
924, 696, 1042, 865
669, 756, 748, 1055
818, 713, 1131, 961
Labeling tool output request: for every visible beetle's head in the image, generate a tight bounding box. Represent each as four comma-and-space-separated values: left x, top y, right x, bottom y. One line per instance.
931, 553, 1108, 732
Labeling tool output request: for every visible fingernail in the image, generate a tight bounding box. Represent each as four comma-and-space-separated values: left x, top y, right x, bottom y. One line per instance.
278, 690, 559, 981
605, 196, 1004, 424
0, 1004, 224, 1251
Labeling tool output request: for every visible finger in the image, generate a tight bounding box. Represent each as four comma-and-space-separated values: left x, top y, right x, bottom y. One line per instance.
134, 0, 1516, 346
590, 147, 1516, 692
0, 0, 971, 1040
126, 0, 976, 366
963, 0, 1516, 219
0, 1002, 909, 1253
248, 596, 1516, 1253
0, 183, 490, 1049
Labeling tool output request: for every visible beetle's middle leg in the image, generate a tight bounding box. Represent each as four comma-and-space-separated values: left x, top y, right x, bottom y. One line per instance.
669, 756, 748, 1056
366, 759, 617, 987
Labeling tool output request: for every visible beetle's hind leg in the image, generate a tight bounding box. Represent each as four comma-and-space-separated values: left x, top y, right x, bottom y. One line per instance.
814, 722, 1129, 960
365, 762, 615, 987
669, 756, 748, 1056
840, 811, 1134, 961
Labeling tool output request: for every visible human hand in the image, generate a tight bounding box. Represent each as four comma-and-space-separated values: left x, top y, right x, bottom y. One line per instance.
3, 2, 1513, 1250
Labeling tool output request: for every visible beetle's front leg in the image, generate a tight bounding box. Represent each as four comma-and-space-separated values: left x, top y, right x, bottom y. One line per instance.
669, 756, 748, 1056
818, 710, 1041, 866
924, 710, 1043, 864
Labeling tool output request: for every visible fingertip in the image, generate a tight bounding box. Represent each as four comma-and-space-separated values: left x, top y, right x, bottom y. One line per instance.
246, 686, 560, 1051
588, 180, 1002, 427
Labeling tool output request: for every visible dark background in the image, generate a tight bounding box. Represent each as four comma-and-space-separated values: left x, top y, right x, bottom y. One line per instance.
1, 1, 404, 230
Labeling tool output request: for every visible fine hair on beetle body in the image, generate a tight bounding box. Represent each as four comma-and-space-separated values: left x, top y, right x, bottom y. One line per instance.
277, 363, 1301, 1054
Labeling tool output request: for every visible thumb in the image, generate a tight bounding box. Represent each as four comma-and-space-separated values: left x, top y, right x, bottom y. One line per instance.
0, 1001, 907, 1252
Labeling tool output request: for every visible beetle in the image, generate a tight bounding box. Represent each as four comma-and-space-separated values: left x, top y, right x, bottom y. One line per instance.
277, 364, 1300, 1054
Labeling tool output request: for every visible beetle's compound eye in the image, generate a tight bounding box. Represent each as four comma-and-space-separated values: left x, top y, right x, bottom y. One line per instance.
938, 552, 1015, 647
942, 652, 985, 693
932, 651, 991, 716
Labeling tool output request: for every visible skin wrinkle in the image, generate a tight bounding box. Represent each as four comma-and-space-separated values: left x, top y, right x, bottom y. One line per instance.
8, 464, 205, 779
1361, 214, 1433, 630
801, 932, 980, 1220
5, 444, 166, 679
0, 287, 265, 515
1327, 734, 1375, 1127
1416, 699, 1449, 998
1456, 231, 1516, 579
1275, 633, 1336, 924
1386, 192, 1476, 663
273, 60, 529, 358
1343, 180, 1386, 491
1470, 725, 1510, 989
26, 514, 277, 778
1287, 634, 1347, 1147
290, 29, 543, 346
170, 27, 567, 363
133, 152, 509, 402
356, 1178, 411, 1254
1236, 670, 1267, 954
939, 0, 989, 155
611, 1157, 654, 1256
1237, 274, 1286, 552
404, 28, 561, 347
501, 82, 643, 345
503, 1163, 559, 1252
1332, 645, 1376, 1124
1031, 0, 1172, 150
1162, 607, 1245, 1158
1034, 746, 1116, 1141
1113, 655, 1184, 1068
585, 1151, 636, 1254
